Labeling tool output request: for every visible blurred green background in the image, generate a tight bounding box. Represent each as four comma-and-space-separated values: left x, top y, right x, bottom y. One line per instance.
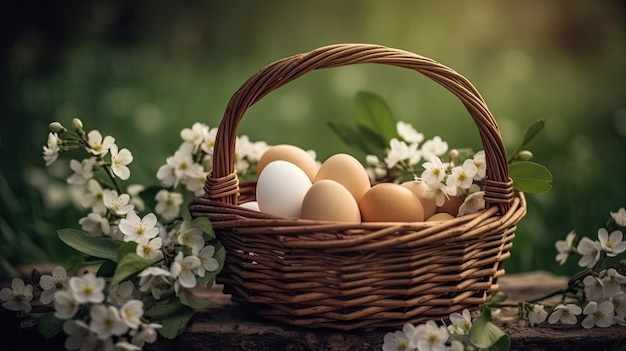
1, 0, 624, 279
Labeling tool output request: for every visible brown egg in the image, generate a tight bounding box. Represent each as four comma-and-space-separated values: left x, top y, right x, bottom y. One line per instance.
359, 183, 425, 222
437, 195, 463, 216
314, 153, 371, 202
426, 212, 455, 222
401, 180, 437, 219
300, 180, 361, 222
256, 144, 319, 182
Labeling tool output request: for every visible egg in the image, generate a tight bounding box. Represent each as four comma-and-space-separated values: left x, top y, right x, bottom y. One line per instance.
426, 212, 455, 221
359, 183, 425, 222
300, 180, 361, 222
314, 153, 371, 202
401, 180, 437, 219
256, 144, 319, 182
256, 160, 312, 218
437, 195, 463, 216
239, 201, 260, 212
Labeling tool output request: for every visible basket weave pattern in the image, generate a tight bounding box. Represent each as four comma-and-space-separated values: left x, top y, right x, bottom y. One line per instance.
189, 44, 527, 330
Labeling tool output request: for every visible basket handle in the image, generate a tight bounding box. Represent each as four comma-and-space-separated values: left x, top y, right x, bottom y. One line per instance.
205, 43, 515, 213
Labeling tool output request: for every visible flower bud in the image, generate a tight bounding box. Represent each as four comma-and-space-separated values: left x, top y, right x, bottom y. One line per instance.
516, 150, 533, 161
449, 149, 459, 160
72, 118, 84, 130
49, 122, 65, 133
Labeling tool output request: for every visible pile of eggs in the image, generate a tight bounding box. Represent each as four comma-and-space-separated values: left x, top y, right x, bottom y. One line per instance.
240, 144, 462, 223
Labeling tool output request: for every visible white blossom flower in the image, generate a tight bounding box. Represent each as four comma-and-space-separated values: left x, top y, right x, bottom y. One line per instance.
364, 155, 387, 181
67, 157, 97, 185
136, 237, 164, 262
577, 237, 602, 268
183, 164, 208, 196
156, 163, 177, 188
137, 267, 173, 300
447, 159, 478, 190
611, 208, 626, 227
448, 308, 472, 335
43, 132, 60, 166
602, 268, 626, 298
170, 252, 201, 294
415, 320, 449, 351
78, 212, 110, 236
582, 301, 614, 328
155, 190, 183, 221
598, 228, 626, 257
81, 179, 107, 214
382, 330, 411, 351
420, 136, 448, 161
528, 304, 548, 327
119, 211, 159, 243
245, 140, 271, 164
555, 231, 576, 265
103, 191, 134, 216
0, 278, 33, 314
108, 281, 136, 307
583, 275, 605, 302
180, 122, 209, 152
53, 290, 79, 319
39, 266, 68, 304
421, 156, 446, 186
115, 340, 142, 351
200, 127, 218, 155
424, 182, 455, 208
120, 299, 144, 329
69, 272, 105, 304
110, 144, 133, 180
177, 221, 205, 255
548, 303, 582, 325
130, 323, 162, 348
63, 320, 98, 351
86, 130, 115, 156
611, 292, 626, 318
397, 121, 424, 144
195, 245, 220, 277
89, 304, 128, 339
458, 191, 485, 216
384, 138, 421, 169
472, 150, 486, 180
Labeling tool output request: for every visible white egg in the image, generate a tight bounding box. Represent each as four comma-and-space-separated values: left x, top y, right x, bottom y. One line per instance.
239, 201, 260, 211
256, 160, 312, 218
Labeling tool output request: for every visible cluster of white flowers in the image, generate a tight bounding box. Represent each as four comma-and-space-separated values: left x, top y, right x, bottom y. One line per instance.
0, 119, 232, 350
542, 207, 626, 329
156, 122, 270, 194
365, 121, 487, 217
382, 309, 473, 351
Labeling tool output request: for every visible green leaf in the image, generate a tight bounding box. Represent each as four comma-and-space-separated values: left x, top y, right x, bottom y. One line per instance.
509, 161, 553, 193
354, 91, 398, 142
96, 259, 117, 277
520, 120, 545, 149
111, 252, 154, 286
327, 121, 377, 155
470, 308, 511, 351
37, 312, 64, 339
179, 289, 211, 310
191, 217, 216, 241
145, 300, 196, 339
509, 120, 545, 162
117, 241, 139, 262
57, 229, 123, 262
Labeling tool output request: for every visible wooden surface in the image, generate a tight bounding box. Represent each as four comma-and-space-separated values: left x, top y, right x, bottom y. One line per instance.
2, 271, 625, 351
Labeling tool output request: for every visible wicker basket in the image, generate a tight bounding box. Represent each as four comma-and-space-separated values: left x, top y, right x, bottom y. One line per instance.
189, 43, 527, 331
